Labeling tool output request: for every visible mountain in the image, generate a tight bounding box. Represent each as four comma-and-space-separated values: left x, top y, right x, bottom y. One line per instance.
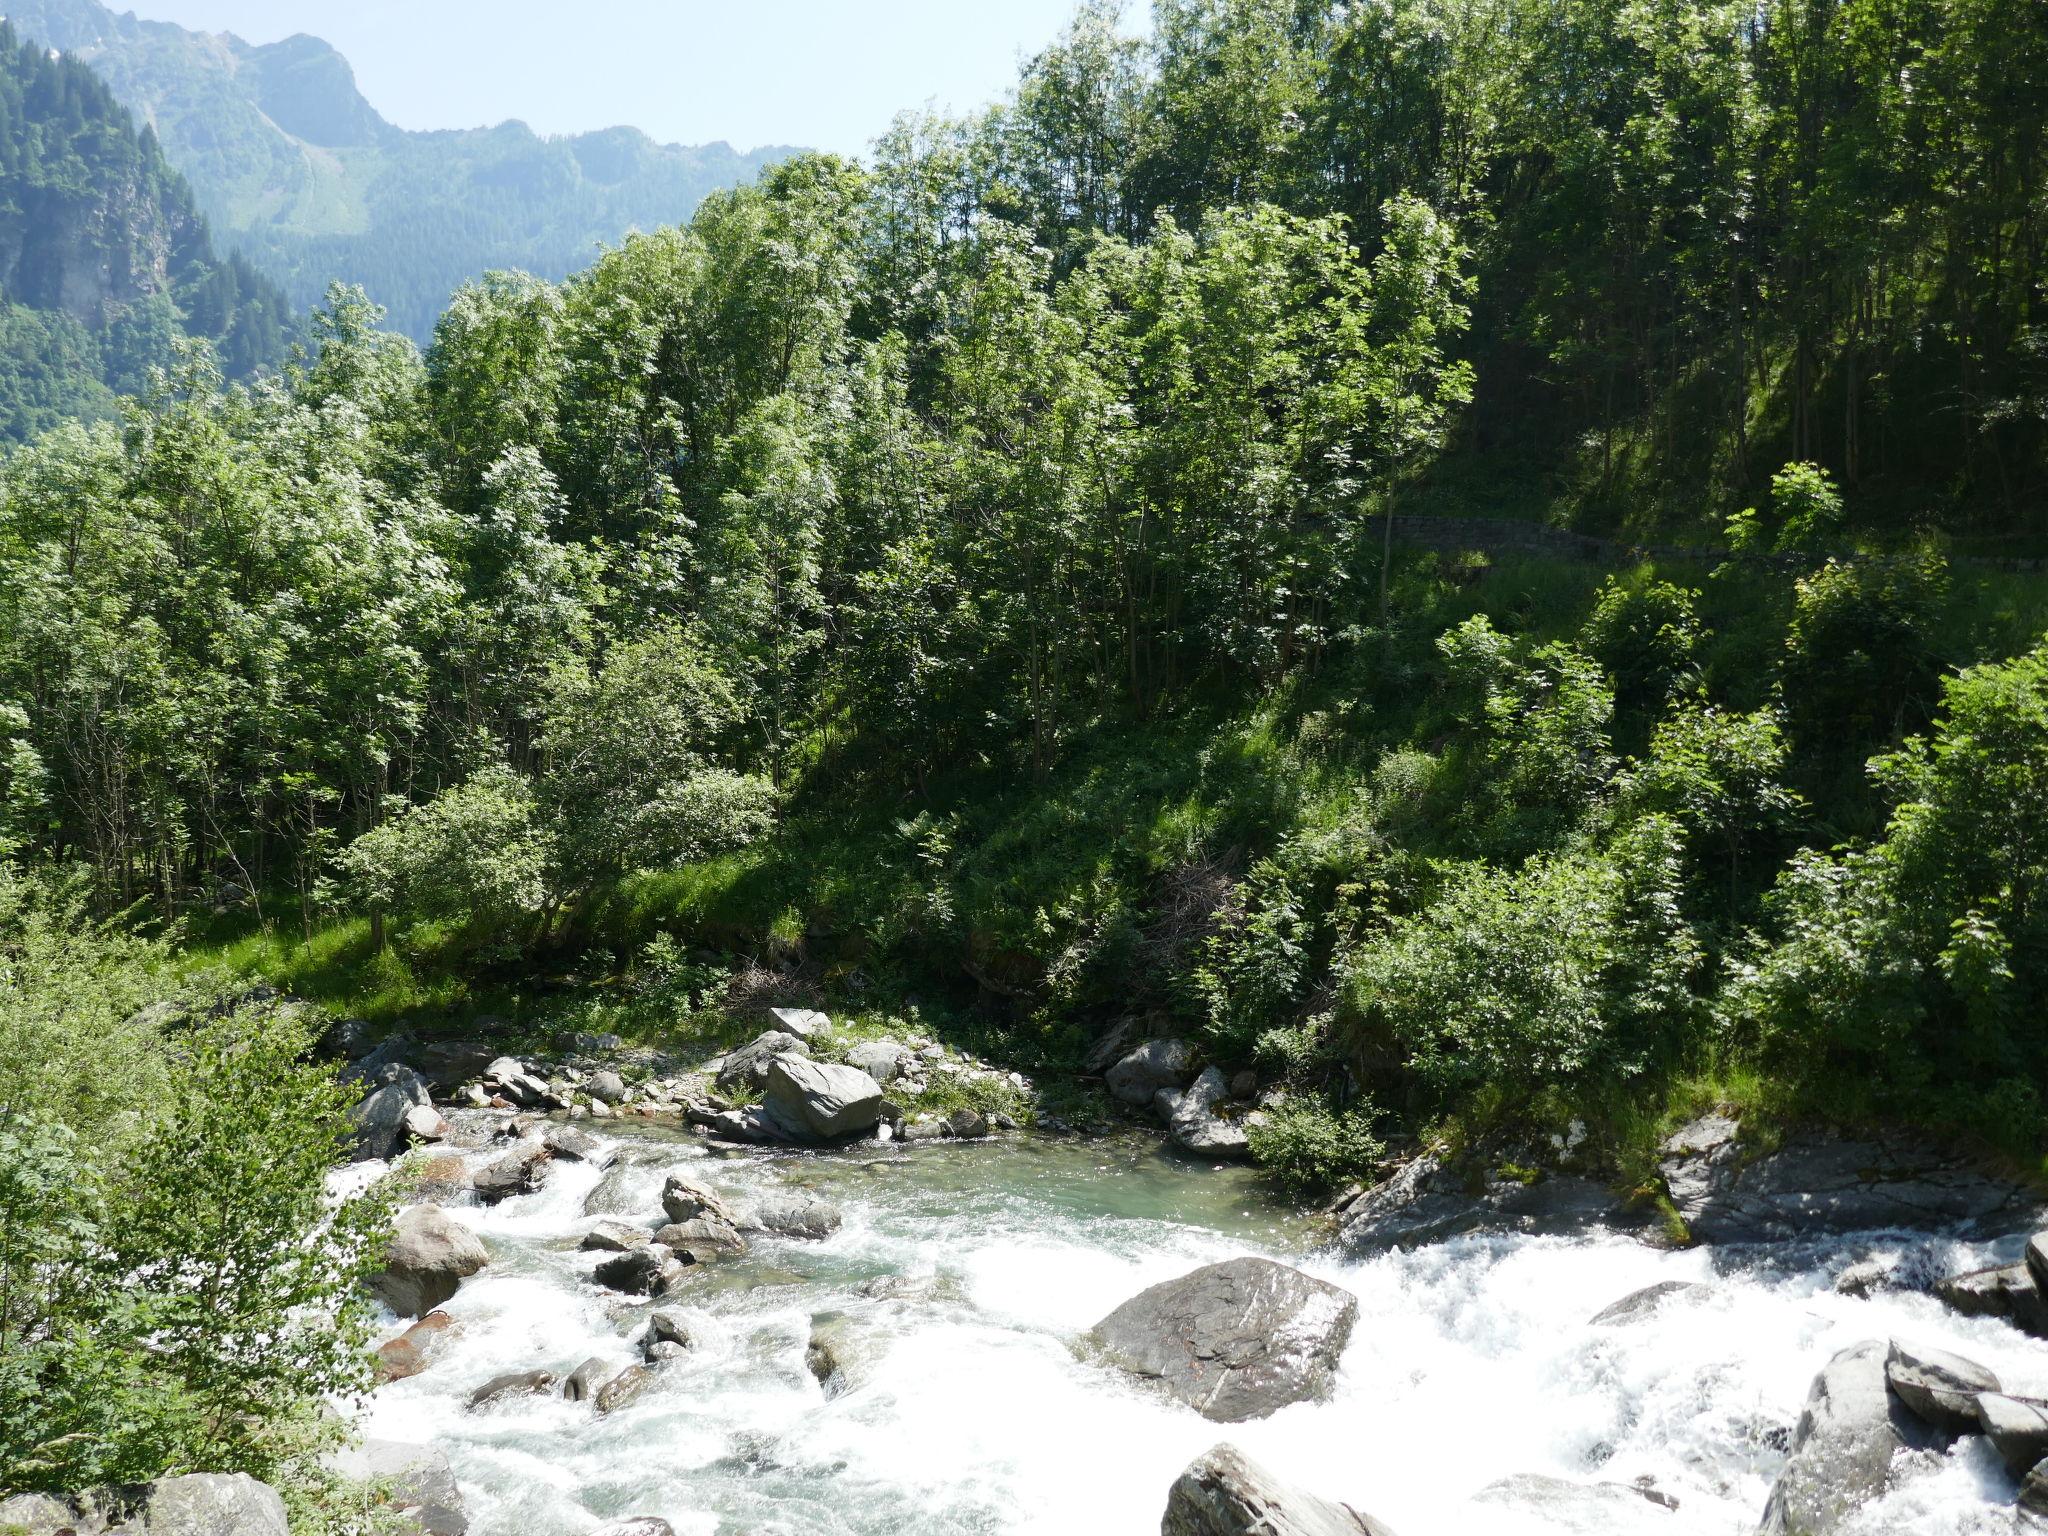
4, 0, 798, 341
0, 19, 290, 441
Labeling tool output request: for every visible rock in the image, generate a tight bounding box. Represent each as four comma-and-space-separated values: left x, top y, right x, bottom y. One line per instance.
0, 1494, 77, 1533
741, 1190, 843, 1240
594, 1364, 653, 1415
1660, 1115, 2039, 1245
350, 1065, 434, 1162
1834, 1259, 1893, 1298
323, 1439, 467, 1536
1470, 1474, 1677, 1529
588, 1069, 627, 1104
412, 1154, 470, 1204
1589, 1280, 1707, 1326
562, 1356, 609, 1402
317, 1016, 374, 1061
467, 1368, 555, 1408
1757, 1340, 1940, 1536
341, 1034, 418, 1089
2022, 1461, 2048, 1531
471, 1140, 553, 1203
74, 1475, 292, 1536
1090, 1257, 1357, 1422
2029, 1232, 2048, 1293
1162, 1443, 1395, 1536
846, 1038, 906, 1083
592, 1521, 674, 1536
1883, 1339, 1998, 1434
1975, 1392, 2048, 1477
559, 1029, 624, 1054
369, 1206, 489, 1318
762, 1056, 884, 1142
714, 1030, 810, 1091
540, 1123, 614, 1168
948, 1107, 991, 1140
414, 1039, 498, 1088
1106, 1038, 1198, 1106
376, 1309, 456, 1381
1340, 1154, 1619, 1251
661, 1170, 739, 1225
770, 1006, 831, 1039
806, 1311, 869, 1393
480, 1055, 550, 1106
1164, 1067, 1251, 1159
688, 1104, 795, 1145
582, 1219, 651, 1252
594, 1245, 685, 1296
403, 1103, 451, 1143
644, 1309, 695, 1357
1933, 1261, 2048, 1335
654, 1215, 747, 1261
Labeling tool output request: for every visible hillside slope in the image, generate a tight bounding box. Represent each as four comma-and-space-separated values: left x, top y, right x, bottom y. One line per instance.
5, 0, 796, 340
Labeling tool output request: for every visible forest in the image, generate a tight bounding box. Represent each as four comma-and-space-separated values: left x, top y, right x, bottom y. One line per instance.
2, 0, 2048, 1520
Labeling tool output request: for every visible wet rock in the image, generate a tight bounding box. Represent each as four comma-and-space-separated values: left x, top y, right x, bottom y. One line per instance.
1090, 1257, 1357, 1422
763, 1056, 884, 1141
1162, 1067, 1251, 1159
1975, 1392, 2048, 1477
467, 1368, 555, 1409
1757, 1339, 1940, 1536
1107, 1038, 1198, 1106
1660, 1115, 2039, 1245
846, 1038, 906, 1083
2029, 1232, 2048, 1292
654, 1215, 747, 1262
587, 1069, 627, 1104
540, 1123, 614, 1168
1883, 1339, 1998, 1434
581, 1219, 650, 1252
323, 1438, 467, 1535
1588, 1280, 1707, 1326
2022, 1460, 2048, 1531
1933, 1261, 2048, 1335
1833, 1259, 1893, 1298
413, 1153, 471, 1205
594, 1244, 686, 1297
471, 1139, 554, 1203
643, 1309, 695, 1358
741, 1190, 843, 1240
593, 1364, 653, 1415
369, 1206, 489, 1318
376, 1309, 457, 1381
661, 1170, 738, 1226
806, 1311, 870, 1394
1470, 1474, 1676, 1529
948, 1107, 991, 1140
714, 1030, 810, 1092
561, 1356, 609, 1402
770, 1006, 831, 1040
1340, 1154, 1619, 1251
1162, 1442, 1396, 1536
688, 1104, 795, 1144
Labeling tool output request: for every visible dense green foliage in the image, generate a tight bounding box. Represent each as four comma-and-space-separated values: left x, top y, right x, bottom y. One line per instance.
8, 0, 790, 343
0, 23, 291, 440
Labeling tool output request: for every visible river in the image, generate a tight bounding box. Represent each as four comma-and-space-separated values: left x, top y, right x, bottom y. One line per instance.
351, 1116, 2048, 1534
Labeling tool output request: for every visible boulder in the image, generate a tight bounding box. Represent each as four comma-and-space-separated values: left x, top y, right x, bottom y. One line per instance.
1163, 1067, 1251, 1159
369, 1206, 489, 1318
845, 1038, 906, 1083
1106, 1038, 1198, 1106
654, 1216, 746, 1262
562, 1356, 609, 1402
342, 1034, 418, 1090
467, 1368, 555, 1409
1589, 1280, 1708, 1326
1757, 1340, 1939, 1536
404, 1103, 451, 1143
2029, 1232, 2048, 1293
588, 1069, 627, 1104
741, 1190, 843, 1240
1162, 1443, 1396, 1536
594, 1244, 686, 1296
471, 1140, 553, 1203
661, 1170, 738, 1226
762, 1056, 884, 1142
687, 1104, 795, 1145
90, 1475, 292, 1536
2022, 1460, 2048, 1532
1340, 1153, 1618, 1251
376, 1309, 457, 1381
0, 1494, 77, 1533
644, 1309, 695, 1357
1660, 1115, 2038, 1245
323, 1438, 467, 1535
1975, 1391, 2048, 1478
806, 1311, 870, 1394
1470, 1474, 1677, 1529
770, 1006, 831, 1040
415, 1039, 498, 1088
317, 1016, 374, 1061
1090, 1257, 1357, 1422
480, 1055, 550, 1106
1933, 1260, 2048, 1335
594, 1364, 654, 1416
949, 1107, 991, 1141
540, 1123, 614, 1168
1882, 1339, 1997, 1434
350, 1064, 434, 1162
582, 1219, 651, 1252
714, 1030, 810, 1091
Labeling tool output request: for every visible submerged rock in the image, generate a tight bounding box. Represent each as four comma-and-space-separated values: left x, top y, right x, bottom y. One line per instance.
762, 1056, 884, 1141
1588, 1280, 1707, 1326
376, 1309, 457, 1381
1162, 1443, 1396, 1536
1090, 1257, 1356, 1422
369, 1206, 489, 1319
740, 1189, 843, 1239
1883, 1339, 1998, 1435
581, 1219, 650, 1253
591, 1522, 675, 1536
471, 1139, 553, 1203
1757, 1339, 1940, 1536
654, 1215, 747, 1262
594, 1364, 654, 1415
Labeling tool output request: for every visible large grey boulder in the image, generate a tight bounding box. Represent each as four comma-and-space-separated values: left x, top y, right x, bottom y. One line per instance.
562, 1356, 609, 1402
72, 1475, 291, 1536
1882, 1340, 1997, 1434
1974, 1392, 2048, 1478
317, 1016, 374, 1061
763, 1056, 884, 1141
1661, 1115, 2038, 1245
770, 1006, 831, 1040
415, 1039, 498, 1088
324, 1439, 467, 1535
661, 1170, 738, 1226
369, 1205, 489, 1318
1340, 1153, 1618, 1251
471, 1139, 554, 1203
1090, 1257, 1356, 1422
714, 1030, 810, 1091
845, 1037, 906, 1083
1106, 1038, 1198, 1106
1163, 1443, 1396, 1536
350, 1064, 434, 1162
653, 1216, 747, 1262
1934, 1260, 2048, 1335
587, 1069, 627, 1104
1161, 1068, 1251, 1159
1758, 1340, 1939, 1536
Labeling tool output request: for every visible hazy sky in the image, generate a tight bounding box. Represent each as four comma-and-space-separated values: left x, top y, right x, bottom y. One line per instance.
116, 1, 1123, 156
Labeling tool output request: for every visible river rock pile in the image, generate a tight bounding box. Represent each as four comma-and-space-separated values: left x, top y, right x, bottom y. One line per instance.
1099, 1035, 1266, 1159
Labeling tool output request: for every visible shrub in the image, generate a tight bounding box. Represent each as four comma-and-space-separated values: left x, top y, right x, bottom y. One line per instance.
1247, 1095, 1385, 1194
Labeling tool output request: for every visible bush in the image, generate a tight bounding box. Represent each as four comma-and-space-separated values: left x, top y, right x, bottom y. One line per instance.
1580, 576, 1703, 709
1247, 1095, 1385, 1194
335, 762, 551, 939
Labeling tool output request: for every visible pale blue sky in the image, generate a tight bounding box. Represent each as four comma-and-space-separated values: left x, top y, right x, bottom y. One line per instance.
118, 0, 1136, 156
